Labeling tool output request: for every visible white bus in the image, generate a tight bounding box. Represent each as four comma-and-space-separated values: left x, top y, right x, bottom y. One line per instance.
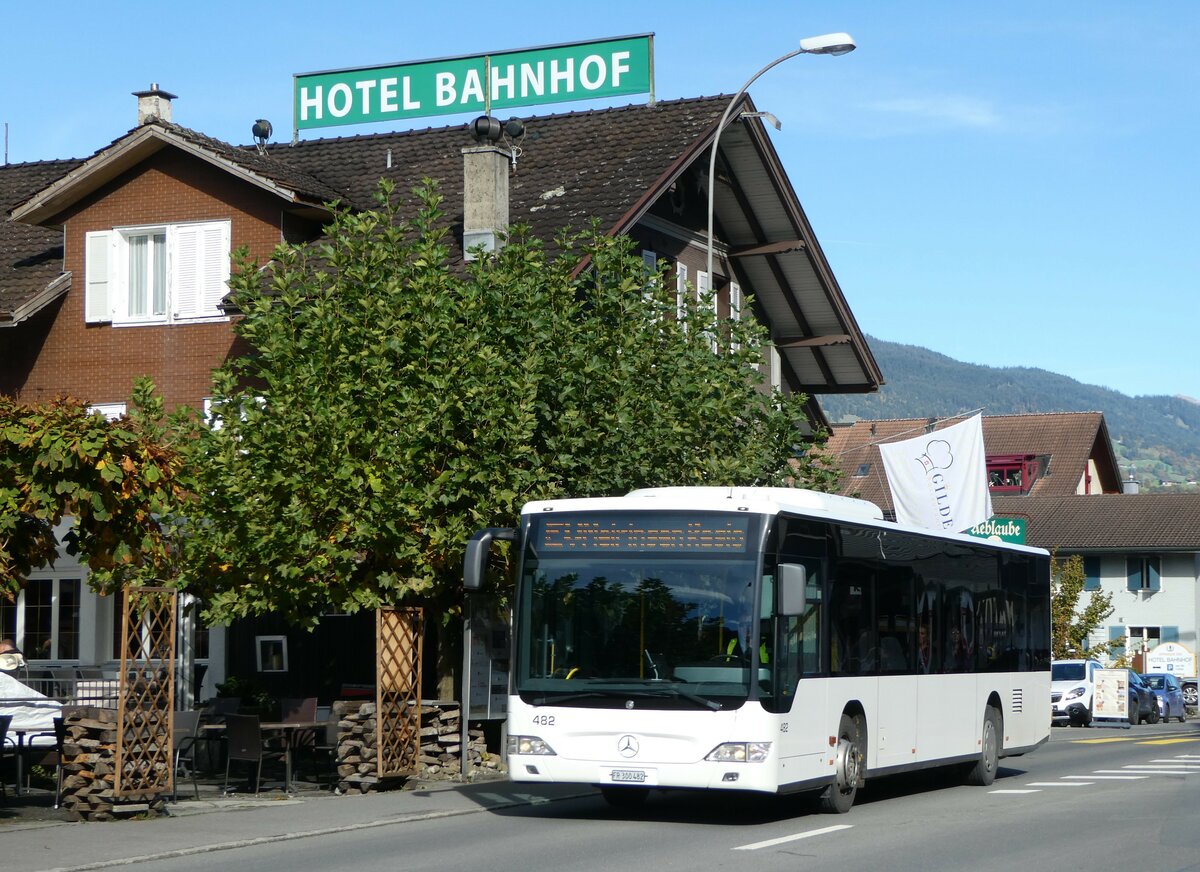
464, 487, 1051, 812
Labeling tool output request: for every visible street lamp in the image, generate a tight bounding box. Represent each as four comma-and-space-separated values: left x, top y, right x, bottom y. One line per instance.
704, 33, 857, 285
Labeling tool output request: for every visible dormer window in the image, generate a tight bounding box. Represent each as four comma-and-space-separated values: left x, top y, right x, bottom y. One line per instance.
987, 454, 1040, 494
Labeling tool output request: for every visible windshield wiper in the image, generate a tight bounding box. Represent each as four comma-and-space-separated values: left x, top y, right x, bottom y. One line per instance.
639, 686, 722, 711
530, 691, 612, 706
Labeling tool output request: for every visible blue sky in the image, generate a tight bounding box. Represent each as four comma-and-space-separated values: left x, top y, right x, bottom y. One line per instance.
5, 2, 1197, 400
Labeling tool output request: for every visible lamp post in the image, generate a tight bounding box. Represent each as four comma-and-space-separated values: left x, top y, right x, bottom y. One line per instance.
704, 33, 857, 285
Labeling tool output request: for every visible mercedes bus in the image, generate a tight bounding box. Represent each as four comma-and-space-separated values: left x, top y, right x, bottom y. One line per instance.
464, 487, 1051, 812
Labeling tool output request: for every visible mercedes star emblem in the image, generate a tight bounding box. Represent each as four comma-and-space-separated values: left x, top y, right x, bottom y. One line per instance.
617, 734, 640, 758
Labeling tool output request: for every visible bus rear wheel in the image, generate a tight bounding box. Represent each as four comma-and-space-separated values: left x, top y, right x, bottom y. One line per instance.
965, 706, 1001, 786
819, 713, 863, 814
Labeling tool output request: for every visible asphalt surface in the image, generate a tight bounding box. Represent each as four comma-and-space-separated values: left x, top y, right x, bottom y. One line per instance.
1, 769, 590, 872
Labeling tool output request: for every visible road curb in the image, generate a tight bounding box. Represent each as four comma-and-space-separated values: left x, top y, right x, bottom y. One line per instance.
28, 789, 594, 872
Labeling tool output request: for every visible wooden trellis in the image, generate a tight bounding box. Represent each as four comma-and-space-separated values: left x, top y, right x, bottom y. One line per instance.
114, 586, 177, 797
376, 607, 424, 778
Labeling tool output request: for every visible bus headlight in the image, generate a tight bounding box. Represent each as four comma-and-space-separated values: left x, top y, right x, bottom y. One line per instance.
705, 742, 771, 763
508, 735, 557, 756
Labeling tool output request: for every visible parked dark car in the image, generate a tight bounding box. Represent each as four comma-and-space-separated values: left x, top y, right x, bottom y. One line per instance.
1142, 672, 1188, 722
1127, 670, 1159, 724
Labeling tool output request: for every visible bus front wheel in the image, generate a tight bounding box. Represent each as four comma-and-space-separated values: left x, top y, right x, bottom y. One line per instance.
965, 706, 1001, 786
819, 713, 863, 814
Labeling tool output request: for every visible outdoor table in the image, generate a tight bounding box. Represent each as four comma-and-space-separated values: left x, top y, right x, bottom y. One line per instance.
200, 720, 326, 792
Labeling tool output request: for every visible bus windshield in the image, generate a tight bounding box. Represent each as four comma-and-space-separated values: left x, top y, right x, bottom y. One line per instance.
515, 511, 764, 709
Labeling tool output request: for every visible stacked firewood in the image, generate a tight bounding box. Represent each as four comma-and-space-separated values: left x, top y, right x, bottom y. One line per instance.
332, 700, 497, 794
58, 707, 167, 821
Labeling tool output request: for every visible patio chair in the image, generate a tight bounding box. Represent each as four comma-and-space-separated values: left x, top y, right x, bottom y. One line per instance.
280, 697, 317, 723
223, 713, 290, 796
279, 697, 319, 777
310, 709, 341, 790
28, 717, 69, 808
172, 710, 201, 801
50, 667, 77, 701
196, 697, 242, 773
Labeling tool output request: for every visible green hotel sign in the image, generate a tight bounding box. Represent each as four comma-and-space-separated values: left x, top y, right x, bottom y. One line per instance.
294, 35, 654, 132
965, 517, 1027, 544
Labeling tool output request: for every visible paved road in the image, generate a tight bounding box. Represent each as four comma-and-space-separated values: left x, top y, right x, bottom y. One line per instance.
12, 721, 1200, 872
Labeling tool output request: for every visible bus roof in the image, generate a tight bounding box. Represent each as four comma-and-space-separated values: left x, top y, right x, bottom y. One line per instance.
521, 487, 1049, 556
523, 486, 884, 523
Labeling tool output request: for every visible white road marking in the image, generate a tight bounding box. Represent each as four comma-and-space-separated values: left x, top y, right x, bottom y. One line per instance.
989, 789, 1041, 794
1066, 775, 1148, 780
733, 824, 853, 851
1026, 781, 1091, 787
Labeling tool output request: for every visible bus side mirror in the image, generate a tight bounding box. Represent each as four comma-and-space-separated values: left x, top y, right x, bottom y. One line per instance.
464, 527, 517, 590
777, 563, 808, 615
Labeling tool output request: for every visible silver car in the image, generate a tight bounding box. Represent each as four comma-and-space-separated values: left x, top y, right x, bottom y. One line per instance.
1142, 672, 1188, 723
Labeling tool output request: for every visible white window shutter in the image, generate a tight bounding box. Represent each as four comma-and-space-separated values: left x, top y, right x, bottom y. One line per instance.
171, 224, 201, 319
84, 230, 113, 323
201, 220, 231, 316
172, 221, 230, 320
697, 271, 716, 351
675, 263, 688, 322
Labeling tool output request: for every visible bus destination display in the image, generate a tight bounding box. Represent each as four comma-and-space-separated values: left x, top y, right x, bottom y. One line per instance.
538, 514, 750, 552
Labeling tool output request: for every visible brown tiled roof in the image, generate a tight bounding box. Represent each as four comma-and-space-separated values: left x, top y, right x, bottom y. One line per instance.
823, 412, 1120, 511
995, 494, 1200, 551
1, 96, 882, 404
268, 96, 728, 256
1, 98, 726, 320
0, 159, 82, 320
153, 121, 347, 206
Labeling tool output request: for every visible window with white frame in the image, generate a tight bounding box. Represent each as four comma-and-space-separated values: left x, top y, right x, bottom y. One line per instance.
87, 402, 127, 421
1125, 626, 1162, 654
641, 250, 659, 313
0, 577, 81, 660
1126, 555, 1161, 592
85, 220, 231, 326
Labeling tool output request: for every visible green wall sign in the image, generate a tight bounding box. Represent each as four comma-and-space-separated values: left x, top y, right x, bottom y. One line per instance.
965, 517, 1027, 544
294, 35, 654, 132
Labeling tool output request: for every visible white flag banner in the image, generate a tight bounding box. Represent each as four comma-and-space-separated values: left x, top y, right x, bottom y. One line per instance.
879, 414, 992, 533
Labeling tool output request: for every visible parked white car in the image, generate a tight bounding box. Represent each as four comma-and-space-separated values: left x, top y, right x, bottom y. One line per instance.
1051, 659, 1105, 726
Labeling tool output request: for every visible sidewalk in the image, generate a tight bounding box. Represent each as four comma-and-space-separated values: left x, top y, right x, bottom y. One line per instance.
1, 772, 589, 872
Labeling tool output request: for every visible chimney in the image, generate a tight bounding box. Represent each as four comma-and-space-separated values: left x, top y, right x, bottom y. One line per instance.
462, 116, 511, 260
133, 83, 178, 125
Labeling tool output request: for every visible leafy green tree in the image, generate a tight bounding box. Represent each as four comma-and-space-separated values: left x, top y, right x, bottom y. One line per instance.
0, 379, 189, 596
1051, 552, 1124, 661
179, 180, 837, 628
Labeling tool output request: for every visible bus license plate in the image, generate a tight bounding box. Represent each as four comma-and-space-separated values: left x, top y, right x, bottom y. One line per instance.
610, 769, 647, 783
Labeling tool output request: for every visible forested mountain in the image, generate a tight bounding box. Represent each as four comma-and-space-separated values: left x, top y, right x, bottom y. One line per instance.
818, 337, 1200, 492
